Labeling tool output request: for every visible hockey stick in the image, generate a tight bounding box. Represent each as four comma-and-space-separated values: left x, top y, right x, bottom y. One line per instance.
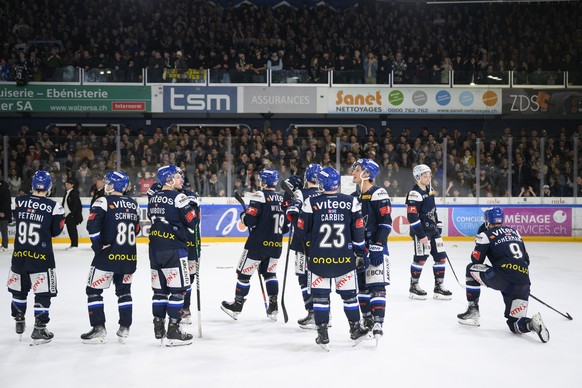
196, 259, 202, 338
446, 256, 465, 289
530, 293, 573, 320
233, 191, 269, 315
280, 182, 300, 324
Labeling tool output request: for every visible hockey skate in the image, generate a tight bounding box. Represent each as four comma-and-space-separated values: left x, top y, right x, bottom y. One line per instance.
315, 324, 330, 352
372, 322, 383, 346
166, 320, 193, 347
362, 315, 374, 332
81, 325, 107, 344
409, 281, 428, 300
457, 303, 480, 326
528, 313, 550, 343
266, 296, 278, 321
221, 298, 245, 320
31, 321, 54, 346
433, 282, 453, 300
116, 326, 130, 344
181, 309, 192, 325
15, 314, 25, 341
349, 321, 371, 346
298, 310, 316, 330
153, 317, 166, 344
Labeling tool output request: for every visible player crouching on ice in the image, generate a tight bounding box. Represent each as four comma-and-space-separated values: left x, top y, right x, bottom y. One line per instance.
457, 207, 550, 343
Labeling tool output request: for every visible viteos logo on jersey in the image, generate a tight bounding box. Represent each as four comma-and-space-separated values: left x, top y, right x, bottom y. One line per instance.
150, 196, 174, 205
314, 199, 352, 211
17, 199, 53, 212
113, 200, 137, 210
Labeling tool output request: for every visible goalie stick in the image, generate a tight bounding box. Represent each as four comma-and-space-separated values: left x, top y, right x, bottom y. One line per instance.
233, 191, 269, 315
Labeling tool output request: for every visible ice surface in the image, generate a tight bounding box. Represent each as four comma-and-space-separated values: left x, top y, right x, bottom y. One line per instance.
1, 241, 581, 388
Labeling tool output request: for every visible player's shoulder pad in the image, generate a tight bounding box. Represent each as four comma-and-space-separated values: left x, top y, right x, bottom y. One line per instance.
250, 191, 266, 203
351, 196, 362, 212
407, 190, 423, 202
371, 186, 390, 202
175, 192, 191, 208
475, 231, 490, 245
294, 189, 304, 202
92, 197, 108, 211
301, 197, 313, 213
53, 201, 65, 215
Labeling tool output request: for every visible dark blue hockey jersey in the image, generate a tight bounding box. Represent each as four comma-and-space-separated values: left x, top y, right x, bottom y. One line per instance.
296, 193, 365, 277
241, 189, 287, 258
182, 188, 201, 261
11, 194, 65, 271
472, 225, 530, 285
87, 195, 140, 273
356, 185, 393, 245
288, 187, 320, 252
405, 184, 440, 239
148, 189, 199, 250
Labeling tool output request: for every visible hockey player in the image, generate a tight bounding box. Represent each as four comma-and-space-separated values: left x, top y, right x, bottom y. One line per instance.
147, 179, 201, 325
7, 170, 65, 345
351, 158, 392, 341
221, 168, 287, 321
179, 181, 201, 324
284, 164, 322, 329
81, 171, 140, 344
457, 207, 550, 343
405, 164, 452, 300
148, 164, 200, 346
293, 166, 369, 350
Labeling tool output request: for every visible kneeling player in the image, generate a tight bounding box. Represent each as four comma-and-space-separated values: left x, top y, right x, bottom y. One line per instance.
457, 207, 550, 343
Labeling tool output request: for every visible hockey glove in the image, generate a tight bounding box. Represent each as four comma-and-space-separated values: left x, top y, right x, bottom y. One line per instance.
147, 182, 162, 198
437, 221, 443, 236
283, 175, 303, 192
367, 244, 385, 266
285, 199, 302, 222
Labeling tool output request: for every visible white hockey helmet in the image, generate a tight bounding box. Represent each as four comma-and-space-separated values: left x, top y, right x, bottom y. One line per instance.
413, 164, 431, 182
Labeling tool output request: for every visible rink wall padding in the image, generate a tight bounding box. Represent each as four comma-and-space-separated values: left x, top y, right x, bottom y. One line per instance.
7, 196, 582, 243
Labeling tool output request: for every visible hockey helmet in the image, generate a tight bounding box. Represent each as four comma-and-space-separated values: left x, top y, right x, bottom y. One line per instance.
32, 170, 52, 193
318, 167, 340, 191
486, 207, 504, 225
352, 158, 380, 181
157, 164, 180, 185
259, 168, 279, 188
413, 164, 431, 182
104, 171, 130, 194
304, 163, 322, 184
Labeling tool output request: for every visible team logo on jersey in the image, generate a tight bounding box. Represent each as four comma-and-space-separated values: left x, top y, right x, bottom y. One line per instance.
471, 250, 481, 260
356, 218, 364, 228
88, 212, 96, 220
407, 206, 417, 214
245, 207, 258, 216
185, 209, 197, 222
380, 206, 391, 216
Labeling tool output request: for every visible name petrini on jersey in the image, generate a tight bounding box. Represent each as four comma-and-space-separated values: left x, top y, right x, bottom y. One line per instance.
357, 186, 393, 244
148, 190, 199, 250
296, 194, 366, 278
12, 195, 65, 271
472, 226, 531, 285
242, 190, 288, 258
289, 187, 321, 252
406, 185, 439, 238
87, 195, 141, 273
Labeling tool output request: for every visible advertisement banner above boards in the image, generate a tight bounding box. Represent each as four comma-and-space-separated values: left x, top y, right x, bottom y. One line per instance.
153, 85, 237, 113
502, 89, 582, 115
327, 87, 502, 115
0, 85, 151, 113
241, 86, 319, 113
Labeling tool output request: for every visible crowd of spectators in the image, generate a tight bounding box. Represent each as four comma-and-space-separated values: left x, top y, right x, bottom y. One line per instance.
1, 0, 581, 85
1, 122, 581, 199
